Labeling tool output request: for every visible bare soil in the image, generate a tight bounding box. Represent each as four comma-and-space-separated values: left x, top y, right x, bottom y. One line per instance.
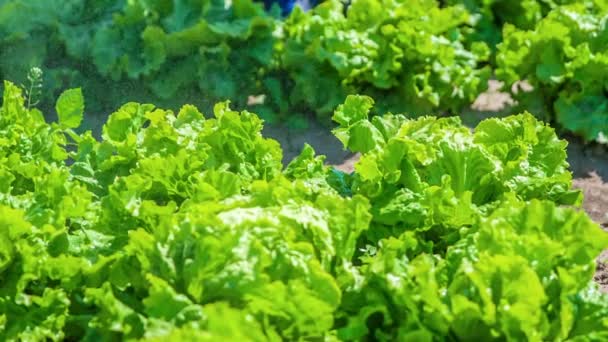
262, 119, 353, 166
569, 143, 608, 291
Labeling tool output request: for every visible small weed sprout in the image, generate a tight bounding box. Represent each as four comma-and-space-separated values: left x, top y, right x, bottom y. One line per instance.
21, 67, 43, 110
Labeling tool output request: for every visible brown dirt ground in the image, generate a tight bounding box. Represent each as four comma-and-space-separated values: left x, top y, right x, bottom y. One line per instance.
264, 80, 608, 291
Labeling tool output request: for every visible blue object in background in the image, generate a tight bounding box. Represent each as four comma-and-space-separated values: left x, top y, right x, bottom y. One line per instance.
262, 0, 295, 16
262, 0, 318, 16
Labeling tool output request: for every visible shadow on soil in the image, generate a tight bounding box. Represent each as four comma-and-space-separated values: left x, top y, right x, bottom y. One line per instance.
262, 120, 353, 166
566, 136, 608, 181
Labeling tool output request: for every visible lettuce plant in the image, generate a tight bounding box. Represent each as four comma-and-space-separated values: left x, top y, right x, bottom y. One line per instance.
280, 0, 491, 120
331, 95, 608, 340
1, 86, 607, 341
496, 3, 608, 142
445, 0, 608, 49
0, 0, 278, 119
0, 0, 493, 125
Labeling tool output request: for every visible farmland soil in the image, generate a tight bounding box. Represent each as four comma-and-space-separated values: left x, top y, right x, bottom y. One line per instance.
569, 142, 608, 291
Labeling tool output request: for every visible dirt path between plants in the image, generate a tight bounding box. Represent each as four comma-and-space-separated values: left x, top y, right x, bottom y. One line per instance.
264, 80, 608, 292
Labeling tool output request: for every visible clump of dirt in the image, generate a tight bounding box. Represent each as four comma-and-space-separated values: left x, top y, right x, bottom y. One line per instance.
333, 153, 359, 173
470, 80, 515, 112
595, 244, 608, 293
573, 172, 608, 225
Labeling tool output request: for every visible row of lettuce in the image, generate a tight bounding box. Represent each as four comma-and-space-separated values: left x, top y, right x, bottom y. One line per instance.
1, 0, 607, 141
1, 82, 608, 340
